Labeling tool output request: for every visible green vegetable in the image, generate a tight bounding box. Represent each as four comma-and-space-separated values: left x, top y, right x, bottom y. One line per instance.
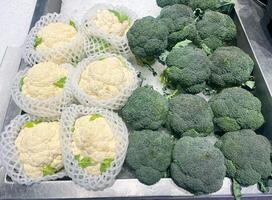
126, 130, 174, 185
171, 136, 226, 194
53, 77, 67, 88
89, 114, 102, 121
209, 87, 264, 132
121, 86, 169, 130
167, 94, 214, 138
210, 46, 254, 88
109, 10, 129, 23
69, 20, 77, 30
156, 0, 188, 8
22, 120, 42, 129
42, 165, 56, 176
100, 158, 114, 174
74, 155, 94, 169
19, 77, 25, 92
215, 129, 272, 186
33, 36, 42, 48
127, 16, 169, 63
232, 179, 242, 200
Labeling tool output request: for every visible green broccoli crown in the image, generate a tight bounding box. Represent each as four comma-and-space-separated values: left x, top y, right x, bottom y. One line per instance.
121, 86, 169, 130
171, 136, 226, 194
126, 130, 174, 185
209, 87, 264, 132
156, 0, 189, 7
210, 46, 254, 88
164, 45, 212, 94
167, 94, 214, 137
196, 10, 237, 51
215, 129, 272, 186
127, 16, 169, 63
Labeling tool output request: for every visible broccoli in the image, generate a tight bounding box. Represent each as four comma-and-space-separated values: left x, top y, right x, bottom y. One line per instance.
157, 4, 197, 48
196, 10, 237, 51
171, 136, 226, 194
166, 94, 214, 137
127, 16, 169, 63
209, 46, 254, 88
121, 86, 168, 130
156, 0, 189, 7
126, 130, 174, 185
209, 87, 264, 132
163, 44, 212, 94
215, 129, 272, 186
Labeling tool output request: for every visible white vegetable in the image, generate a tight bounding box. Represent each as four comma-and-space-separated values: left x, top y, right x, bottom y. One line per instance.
15, 121, 63, 178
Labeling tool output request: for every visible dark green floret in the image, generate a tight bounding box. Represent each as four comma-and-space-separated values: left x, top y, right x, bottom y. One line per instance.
163, 44, 212, 94
215, 129, 272, 186
209, 46, 254, 88
171, 136, 226, 194
209, 87, 264, 132
126, 130, 174, 185
156, 0, 189, 7
127, 16, 169, 63
196, 10, 237, 51
166, 94, 214, 138
121, 86, 168, 130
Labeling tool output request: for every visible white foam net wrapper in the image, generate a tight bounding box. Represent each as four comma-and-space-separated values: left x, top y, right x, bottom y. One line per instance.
23, 12, 86, 65
0, 114, 66, 185
11, 64, 75, 117
70, 53, 139, 110
81, 4, 138, 58
60, 104, 128, 190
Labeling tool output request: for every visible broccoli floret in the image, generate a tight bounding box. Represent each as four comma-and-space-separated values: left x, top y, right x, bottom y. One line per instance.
171, 136, 226, 194
196, 10, 237, 51
156, 0, 189, 7
157, 4, 196, 48
209, 46, 254, 88
126, 130, 174, 185
127, 16, 169, 63
215, 129, 272, 186
121, 86, 168, 130
209, 87, 264, 132
166, 94, 214, 137
163, 44, 212, 94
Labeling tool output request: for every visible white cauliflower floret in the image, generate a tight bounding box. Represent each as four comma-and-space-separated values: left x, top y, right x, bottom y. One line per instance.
92, 9, 130, 37
15, 121, 63, 178
21, 62, 68, 100
79, 56, 133, 100
71, 115, 116, 175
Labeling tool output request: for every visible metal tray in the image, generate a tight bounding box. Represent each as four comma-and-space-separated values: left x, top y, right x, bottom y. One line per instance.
1, 0, 272, 199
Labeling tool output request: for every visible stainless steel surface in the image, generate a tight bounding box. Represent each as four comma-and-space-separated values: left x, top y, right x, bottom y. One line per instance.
1, 0, 272, 199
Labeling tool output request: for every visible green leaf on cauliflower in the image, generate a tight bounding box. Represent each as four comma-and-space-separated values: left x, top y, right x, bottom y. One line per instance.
53, 77, 67, 88
109, 10, 129, 23
19, 77, 25, 92
89, 114, 102, 121
42, 165, 56, 176
69, 20, 77, 30
22, 120, 42, 129
100, 158, 114, 174
74, 155, 94, 169
33, 36, 42, 48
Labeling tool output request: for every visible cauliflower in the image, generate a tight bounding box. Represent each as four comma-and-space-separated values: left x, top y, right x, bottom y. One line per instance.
71, 115, 116, 175
21, 62, 68, 100
15, 121, 63, 178
78, 56, 133, 100
92, 9, 130, 37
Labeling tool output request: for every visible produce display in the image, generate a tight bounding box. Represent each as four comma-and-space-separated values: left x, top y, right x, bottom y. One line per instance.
0, 0, 271, 199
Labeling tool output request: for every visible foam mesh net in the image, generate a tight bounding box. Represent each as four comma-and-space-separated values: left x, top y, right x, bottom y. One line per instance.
81, 4, 138, 58
23, 12, 86, 65
11, 64, 75, 117
0, 114, 66, 185
70, 53, 139, 110
60, 104, 128, 190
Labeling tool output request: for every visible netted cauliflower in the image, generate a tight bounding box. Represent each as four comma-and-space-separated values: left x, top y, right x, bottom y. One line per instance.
78, 56, 133, 100
71, 115, 116, 175
21, 62, 68, 100
15, 121, 63, 178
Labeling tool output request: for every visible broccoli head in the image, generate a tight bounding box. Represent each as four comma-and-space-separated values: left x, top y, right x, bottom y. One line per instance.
157, 4, 197, 48
215, 129, 272, 186
126, 130, 174, 185
210, 46, 254, 88
209, 87, 264, 132
163, 44, 212, 94
121, 86, 168, 130
171, 136, 226, 194
127, 16, 169, 63
156, 0, 189, 7
167, 94, 214, 137
196, 10, 237, 51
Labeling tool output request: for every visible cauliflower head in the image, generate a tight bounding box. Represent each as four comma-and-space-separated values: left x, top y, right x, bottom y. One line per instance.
15, 121, 63, 178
